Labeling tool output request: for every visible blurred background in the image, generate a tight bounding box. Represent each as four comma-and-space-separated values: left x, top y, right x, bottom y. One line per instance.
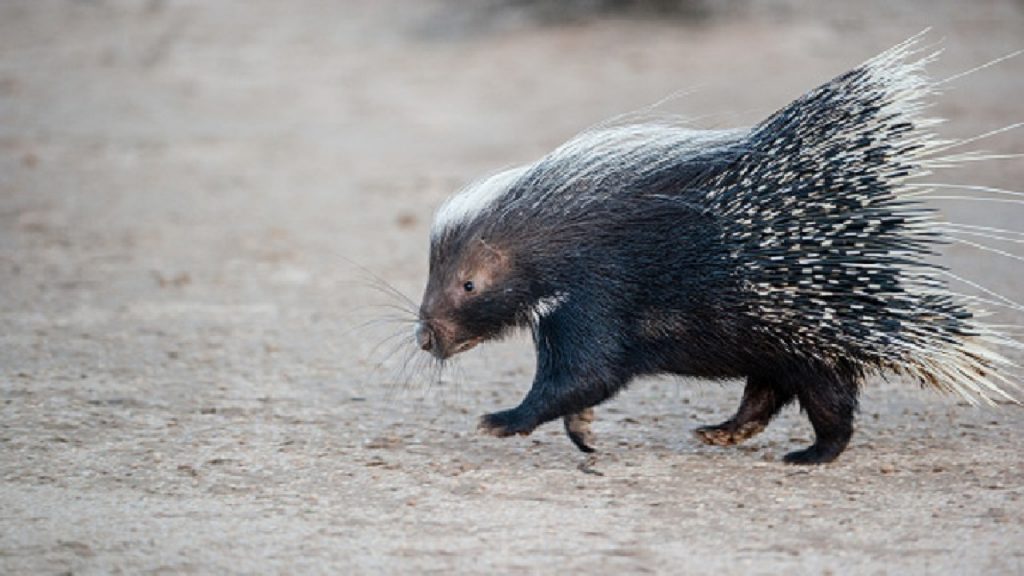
1, 1, 1022, 574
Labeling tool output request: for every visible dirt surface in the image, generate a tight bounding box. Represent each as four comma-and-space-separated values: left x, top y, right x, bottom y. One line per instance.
2, 1, 1024, 574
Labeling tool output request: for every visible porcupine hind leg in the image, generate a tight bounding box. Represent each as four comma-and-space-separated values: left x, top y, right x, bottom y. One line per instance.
783, 367, 859, 465
694, 373, 795, 446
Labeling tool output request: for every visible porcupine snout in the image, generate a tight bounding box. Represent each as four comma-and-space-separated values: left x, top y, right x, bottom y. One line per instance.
415, 318, 457, 359
414, 322, 434, 353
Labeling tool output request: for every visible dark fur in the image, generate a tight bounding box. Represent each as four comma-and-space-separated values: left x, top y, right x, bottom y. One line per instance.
415, 41, 1015, 464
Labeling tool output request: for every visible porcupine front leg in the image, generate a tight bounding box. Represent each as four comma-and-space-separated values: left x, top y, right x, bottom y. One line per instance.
480, 308, 624, 444
563, 408, 597, 453
481, 303, 626, 446
694, 373, 795, 446
478, 373, 621, 441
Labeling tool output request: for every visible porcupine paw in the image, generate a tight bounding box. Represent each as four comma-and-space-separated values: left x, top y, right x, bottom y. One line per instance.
478, 409, 537, 438
563, 408, 597, 453
782, 442, 845, 465
693, 420, 765, 446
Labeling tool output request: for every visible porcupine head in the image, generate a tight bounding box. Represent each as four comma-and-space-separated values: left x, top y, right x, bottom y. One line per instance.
413, 33, 1021, 462
415, 167, 542, 361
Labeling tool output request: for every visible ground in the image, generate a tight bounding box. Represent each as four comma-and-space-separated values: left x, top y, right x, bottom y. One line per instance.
1, 1, 1023, 574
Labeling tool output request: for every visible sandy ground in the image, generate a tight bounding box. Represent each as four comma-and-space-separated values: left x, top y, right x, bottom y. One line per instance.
2, 1, 1023, 574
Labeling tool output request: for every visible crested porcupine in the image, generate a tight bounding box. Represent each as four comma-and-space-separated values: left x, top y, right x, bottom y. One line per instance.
413, 34, 1022, 464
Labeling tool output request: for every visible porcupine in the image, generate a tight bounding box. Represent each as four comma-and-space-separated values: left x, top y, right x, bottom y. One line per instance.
412, 34, 1021, 464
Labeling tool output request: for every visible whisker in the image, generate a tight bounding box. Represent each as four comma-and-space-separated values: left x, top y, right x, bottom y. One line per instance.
428, 356, 445, 390
316, 245, 419, 310
341, 277, 418, 314
447, 357, 469, 403
367, 323, 413, 351
341, 310, 417, 324
398, 345, 429, 391
436, 356, 451, 388
359, 272, 418, 310
369, 331, 418, 375
381, 340, 420, 401
336, 316, 415, 342
365, 279, 419, 311
342, 282, 417, 313
361, 301, 418, 317
411, 357, 433, 398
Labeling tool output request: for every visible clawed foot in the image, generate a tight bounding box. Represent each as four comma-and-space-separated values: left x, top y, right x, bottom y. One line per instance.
697, 421, 847, 465
693, 420, 765, 446
783, 442, 846, 465
563, 408, 596, 453
478, 408, 538, 438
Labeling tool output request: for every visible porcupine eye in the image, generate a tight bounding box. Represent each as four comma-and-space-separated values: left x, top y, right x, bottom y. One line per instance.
463, 281, 475, 293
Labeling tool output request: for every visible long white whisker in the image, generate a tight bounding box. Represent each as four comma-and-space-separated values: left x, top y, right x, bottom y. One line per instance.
385, 344, 421, 400
326, 249, 419, 310
372, 331, 418, 372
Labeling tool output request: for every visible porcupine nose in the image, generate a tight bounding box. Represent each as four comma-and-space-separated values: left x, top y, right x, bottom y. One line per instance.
415, 322, 434, 352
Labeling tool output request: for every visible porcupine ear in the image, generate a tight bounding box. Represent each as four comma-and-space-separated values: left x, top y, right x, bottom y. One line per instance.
480, 237, 509, 268
703, 32, 1022, 405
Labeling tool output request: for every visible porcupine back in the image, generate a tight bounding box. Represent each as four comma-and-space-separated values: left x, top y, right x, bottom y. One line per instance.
690, 35, 1021, 403
435, 34, 1020, 405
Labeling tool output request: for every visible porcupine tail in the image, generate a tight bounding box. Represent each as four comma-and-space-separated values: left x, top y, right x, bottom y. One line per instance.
700, 31, 1022, 404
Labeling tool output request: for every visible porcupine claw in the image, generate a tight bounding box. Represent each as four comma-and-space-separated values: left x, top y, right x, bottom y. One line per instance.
693, 420, 766, 446
563, 408, 597, 453
478, 408, 537, 437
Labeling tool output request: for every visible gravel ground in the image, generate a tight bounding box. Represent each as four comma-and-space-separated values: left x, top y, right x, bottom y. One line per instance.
1, 1, 1023, 574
